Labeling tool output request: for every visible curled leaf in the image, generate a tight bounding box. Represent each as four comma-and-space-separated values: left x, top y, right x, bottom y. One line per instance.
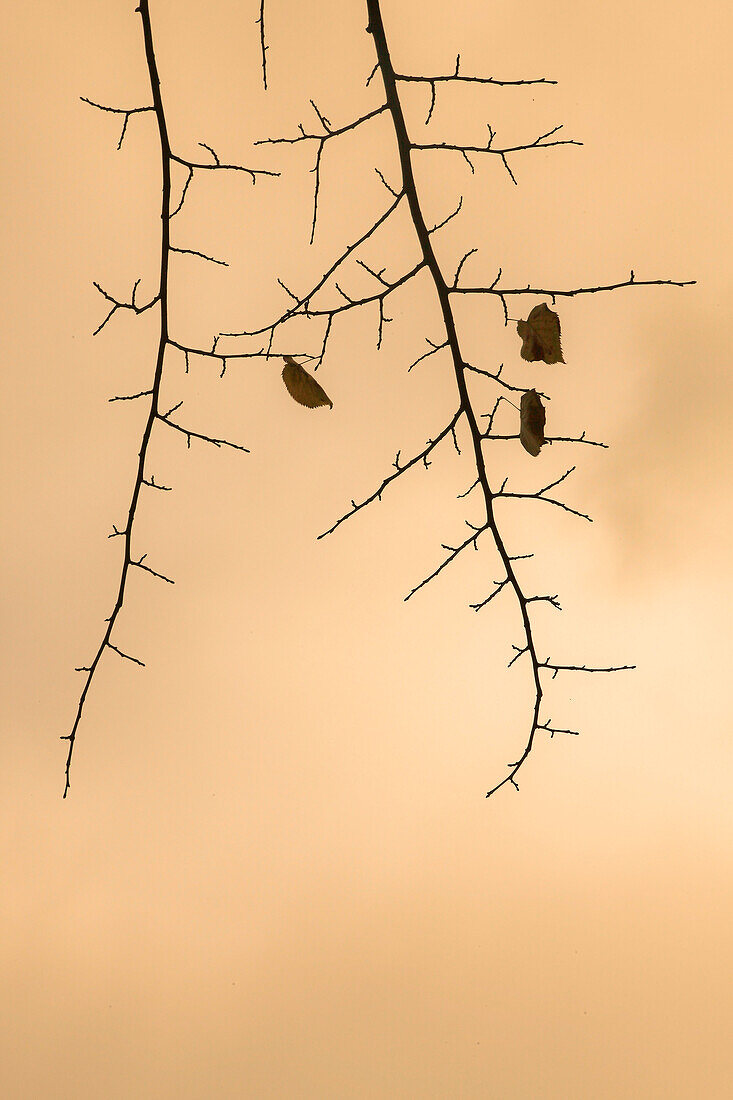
519, 389, 547, 456
282, 355, 333, 410
516, 303, 564, 364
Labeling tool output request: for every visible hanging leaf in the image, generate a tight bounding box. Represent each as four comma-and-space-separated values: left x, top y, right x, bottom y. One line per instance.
516, 303, 564, 364
281, 355, 333, 410
519, 389, 547, 456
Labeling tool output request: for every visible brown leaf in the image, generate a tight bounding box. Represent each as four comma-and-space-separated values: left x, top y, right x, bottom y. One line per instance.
519, 389, 547, 456
516, 303, 564, 364
281, 355, 333, 410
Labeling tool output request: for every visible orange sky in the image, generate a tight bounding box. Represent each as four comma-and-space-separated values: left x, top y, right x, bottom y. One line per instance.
2, 1, 732, 1096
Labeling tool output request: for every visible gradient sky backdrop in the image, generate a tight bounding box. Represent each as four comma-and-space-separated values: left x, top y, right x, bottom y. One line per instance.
2, 1, 732, 1096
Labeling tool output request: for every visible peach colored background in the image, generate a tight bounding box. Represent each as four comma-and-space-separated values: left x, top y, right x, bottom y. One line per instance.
2, 1, 732, 1096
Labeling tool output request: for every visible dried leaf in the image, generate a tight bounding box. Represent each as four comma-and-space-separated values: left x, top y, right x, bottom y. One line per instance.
516, 303, 564, 364
282, 355, 333, 410
519, 389, 547, 456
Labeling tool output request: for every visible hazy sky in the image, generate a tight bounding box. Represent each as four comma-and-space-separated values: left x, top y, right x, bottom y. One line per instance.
2, 1, 732, 1096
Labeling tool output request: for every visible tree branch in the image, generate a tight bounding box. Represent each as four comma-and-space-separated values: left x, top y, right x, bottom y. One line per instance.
318, 410, 462, 538
255, 102, 388, 241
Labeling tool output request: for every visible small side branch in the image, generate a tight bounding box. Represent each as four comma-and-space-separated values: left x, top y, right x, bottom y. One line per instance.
408, 338, 448, 372
156, 404, 250, 453
131, 554, 174, 585
394, 56, 556, 89
465, 361, 545, 398
255, 102, 388, 241
107, 642, 145, 667
109, 389, 154, 403
170, 146, 279, 185
80, 96, 155, 150
412, 124, 582, 185
92, 280, 159, 336
452, 271, 696, 300
537, 719, 579, 738
539, 660, 636, 678
470, 577, 509, 611
221, 193, 405, 339
483, 430, 607, 448
496, 467, 593, 524
318, 411, 462, 538
405, 523, 488, 602
169, 245, 228, 267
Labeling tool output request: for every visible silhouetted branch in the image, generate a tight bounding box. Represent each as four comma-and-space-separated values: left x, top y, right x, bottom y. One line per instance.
170, 145, 278, 184
257, 0, 268, 90
131, 554, 175, 585
109, 389, 154, 403
170, 245, 228, 267
221, 192, 405, 343
107, 643, 145, 667
142, 475, 172, 492
408, 337, 448, 372
394, 54, 556, 88
538, 660, 636, 678
483, 430, 607, 448
470, 577, 509, 611
80, 96, 154, 149
537, 719, 579, 738
354, 0, 687, 798
411, 123, 582, 185
405, 523, 489, 602
318, 410, 462, 538
64, 0, 274, 797
157, 403, 250, 453
92, 280, 159, 335
255, 101, 388, 241
465, 361, 546, 398
452, 270, 695, 303
428, 195, 463, 234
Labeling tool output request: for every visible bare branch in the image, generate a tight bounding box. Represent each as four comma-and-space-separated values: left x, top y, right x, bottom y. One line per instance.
405, 523, 488, 602
80, 96, 154, 116
142, 475, 172, 492
411, 124, 582, 179
527, 594, 562, 611
255, 103, 387, 241
80, 96, 154, 149
453, 247, 479, 288
255, 103, 388, 147
453, 272, 696, 300
470, 577, 509, 611
109, 389, 154, 403
424, 80, 437, 125
318, 410, 462, 538
221, 192, 405, 338
539, 660, 636, 678
169, 245, 228, 267
537, 719, 579, 738
465, 360, 546, 399
407, 337, 448, 372
156, 407, 250, 453
374, 167, 400, 197
169, 148, 278, 183
494, 466, 593, 522
394, 70, 556, 88
107, 642, 145, 667
428, 195, 463, 235
131, 555, 175, 585
91, 280, 159, 336
256, 0, 268, 90
483, 430, 607, 448
170, 166, 194, 217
